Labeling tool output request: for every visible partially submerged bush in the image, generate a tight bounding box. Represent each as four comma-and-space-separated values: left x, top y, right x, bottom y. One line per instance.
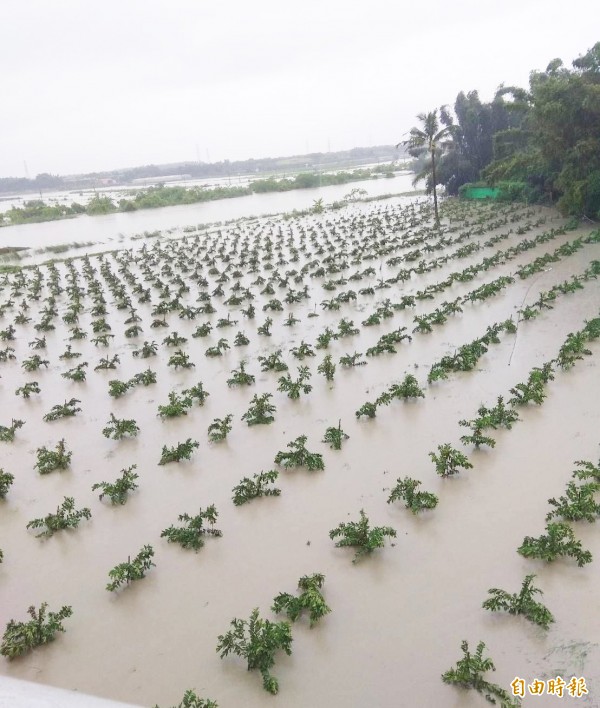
216, 608, 292, 695
430, 444, 473, 477
387, 477, 438, 514
232, 470, 281, 506
329, 509, 396, 563
482, 574, 554, 629
272, 573, 330, 628
0, 603, 73, 660
161, 505, 222, 551
27, 496, 91, 538
274, 435, 324, 471
106, 545, 155, 591
159, 439, 200, 465
92, 465, 139, 505
35, 439, 72, 475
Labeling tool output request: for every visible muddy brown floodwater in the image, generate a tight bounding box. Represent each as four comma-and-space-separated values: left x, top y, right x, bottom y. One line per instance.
0, 196, 599, 708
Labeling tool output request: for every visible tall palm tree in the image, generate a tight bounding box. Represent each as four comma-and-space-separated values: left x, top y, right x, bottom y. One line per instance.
398, 110, 454, 225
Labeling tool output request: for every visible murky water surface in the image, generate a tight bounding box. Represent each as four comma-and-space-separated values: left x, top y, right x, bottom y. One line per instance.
0, 195, 599, 708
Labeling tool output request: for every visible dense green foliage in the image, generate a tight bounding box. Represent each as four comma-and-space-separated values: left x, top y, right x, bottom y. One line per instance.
92, 465, 139, 505
154, 691, 218, 708
518, 522, 592, 566
482, 574, 554, 629
0, 604, 73, 659
329, 510, 396, 563
106, 545, 155, 591
387, 477, 438, 513
216, 608, 293, 694
418, 42, 600, 219
272, 573, 331, 627
27, 497, 91, 538
161, 505, 222, 551
442, 640, 521, 706
232, 470, 281, 506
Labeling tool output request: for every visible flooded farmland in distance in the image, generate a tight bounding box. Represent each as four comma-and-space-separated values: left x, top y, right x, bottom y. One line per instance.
0, 191, 599, 708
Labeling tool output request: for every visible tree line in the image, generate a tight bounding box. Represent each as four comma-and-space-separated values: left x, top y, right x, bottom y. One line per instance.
403, 42, 600, 221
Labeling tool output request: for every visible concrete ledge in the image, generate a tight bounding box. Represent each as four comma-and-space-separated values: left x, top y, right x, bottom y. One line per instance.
0, 677, 142, 708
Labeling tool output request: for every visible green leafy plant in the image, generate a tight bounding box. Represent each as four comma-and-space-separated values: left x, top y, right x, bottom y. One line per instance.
183, 382, 210, 406
441, 640, 520, 706
208, 414, 233, 442
355, 401, 378, 419
90, 333, 113, 346
94, 354, 120, 370
43, 398, 82, 422
168, 349, 195, 369
0, 469, 15, 498
153, 690, 217, 708
272, 573, 331, 627
106, 545, 155, 591
232, 470, 281, 506
21, 355, 49, 371
216, 608, 293, 694
131, 368, 157, 386
192, 323, 212, 338
317, 354, 336, 381
27, 496, 91, 538
92, 465, 139, 505
482, 574, 554, 629
161, 505, 222, 551
459, 423, 497, 450
546, 481, 600, 522
322, 420, 349, 450
474, 397, 520, 430
205, 338, 230, 357
102, 413, 140, 440
59, 345, 81, 360
274, 435, 324, 471
257, 317, 273, 336
572, 457, 600, 482
163, 331, 188, 346
124, 324, 143, 338
34, 439, 72, 475
158, 391, 193, 419
387, 477, 438, 513
277, 366, 312, 399
0, 603, 73, 659
339, 351, 366, 367
386, 374, 425, 400
329, 509, 396, 563
0, 346, 16, 362
509, 364, 554, 406
517, 522, 592, 566
108, 379, 131, 398
159, 438, 200, 465
0, 418, 25, 442
258, 350, 288, 372
430, 444, 473, 477
289, 340, 315, 359
61, 362, 88, 382
132, 341, 158, 358
242, 393, 276, 426
227, 361, 255, 387
234, 331, 250, 346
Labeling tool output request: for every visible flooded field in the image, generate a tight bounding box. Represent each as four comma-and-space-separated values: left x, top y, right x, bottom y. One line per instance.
0, 173, 414, 253
0, 194, 599, 708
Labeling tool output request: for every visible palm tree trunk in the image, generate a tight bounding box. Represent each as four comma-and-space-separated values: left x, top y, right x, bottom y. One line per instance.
430, 147, 439, 225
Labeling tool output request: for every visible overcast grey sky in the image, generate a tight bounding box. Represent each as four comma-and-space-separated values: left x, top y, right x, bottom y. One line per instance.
1, 0, 598, 177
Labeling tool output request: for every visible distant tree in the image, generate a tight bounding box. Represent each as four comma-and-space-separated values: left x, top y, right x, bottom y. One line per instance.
399, 110, 454, 224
